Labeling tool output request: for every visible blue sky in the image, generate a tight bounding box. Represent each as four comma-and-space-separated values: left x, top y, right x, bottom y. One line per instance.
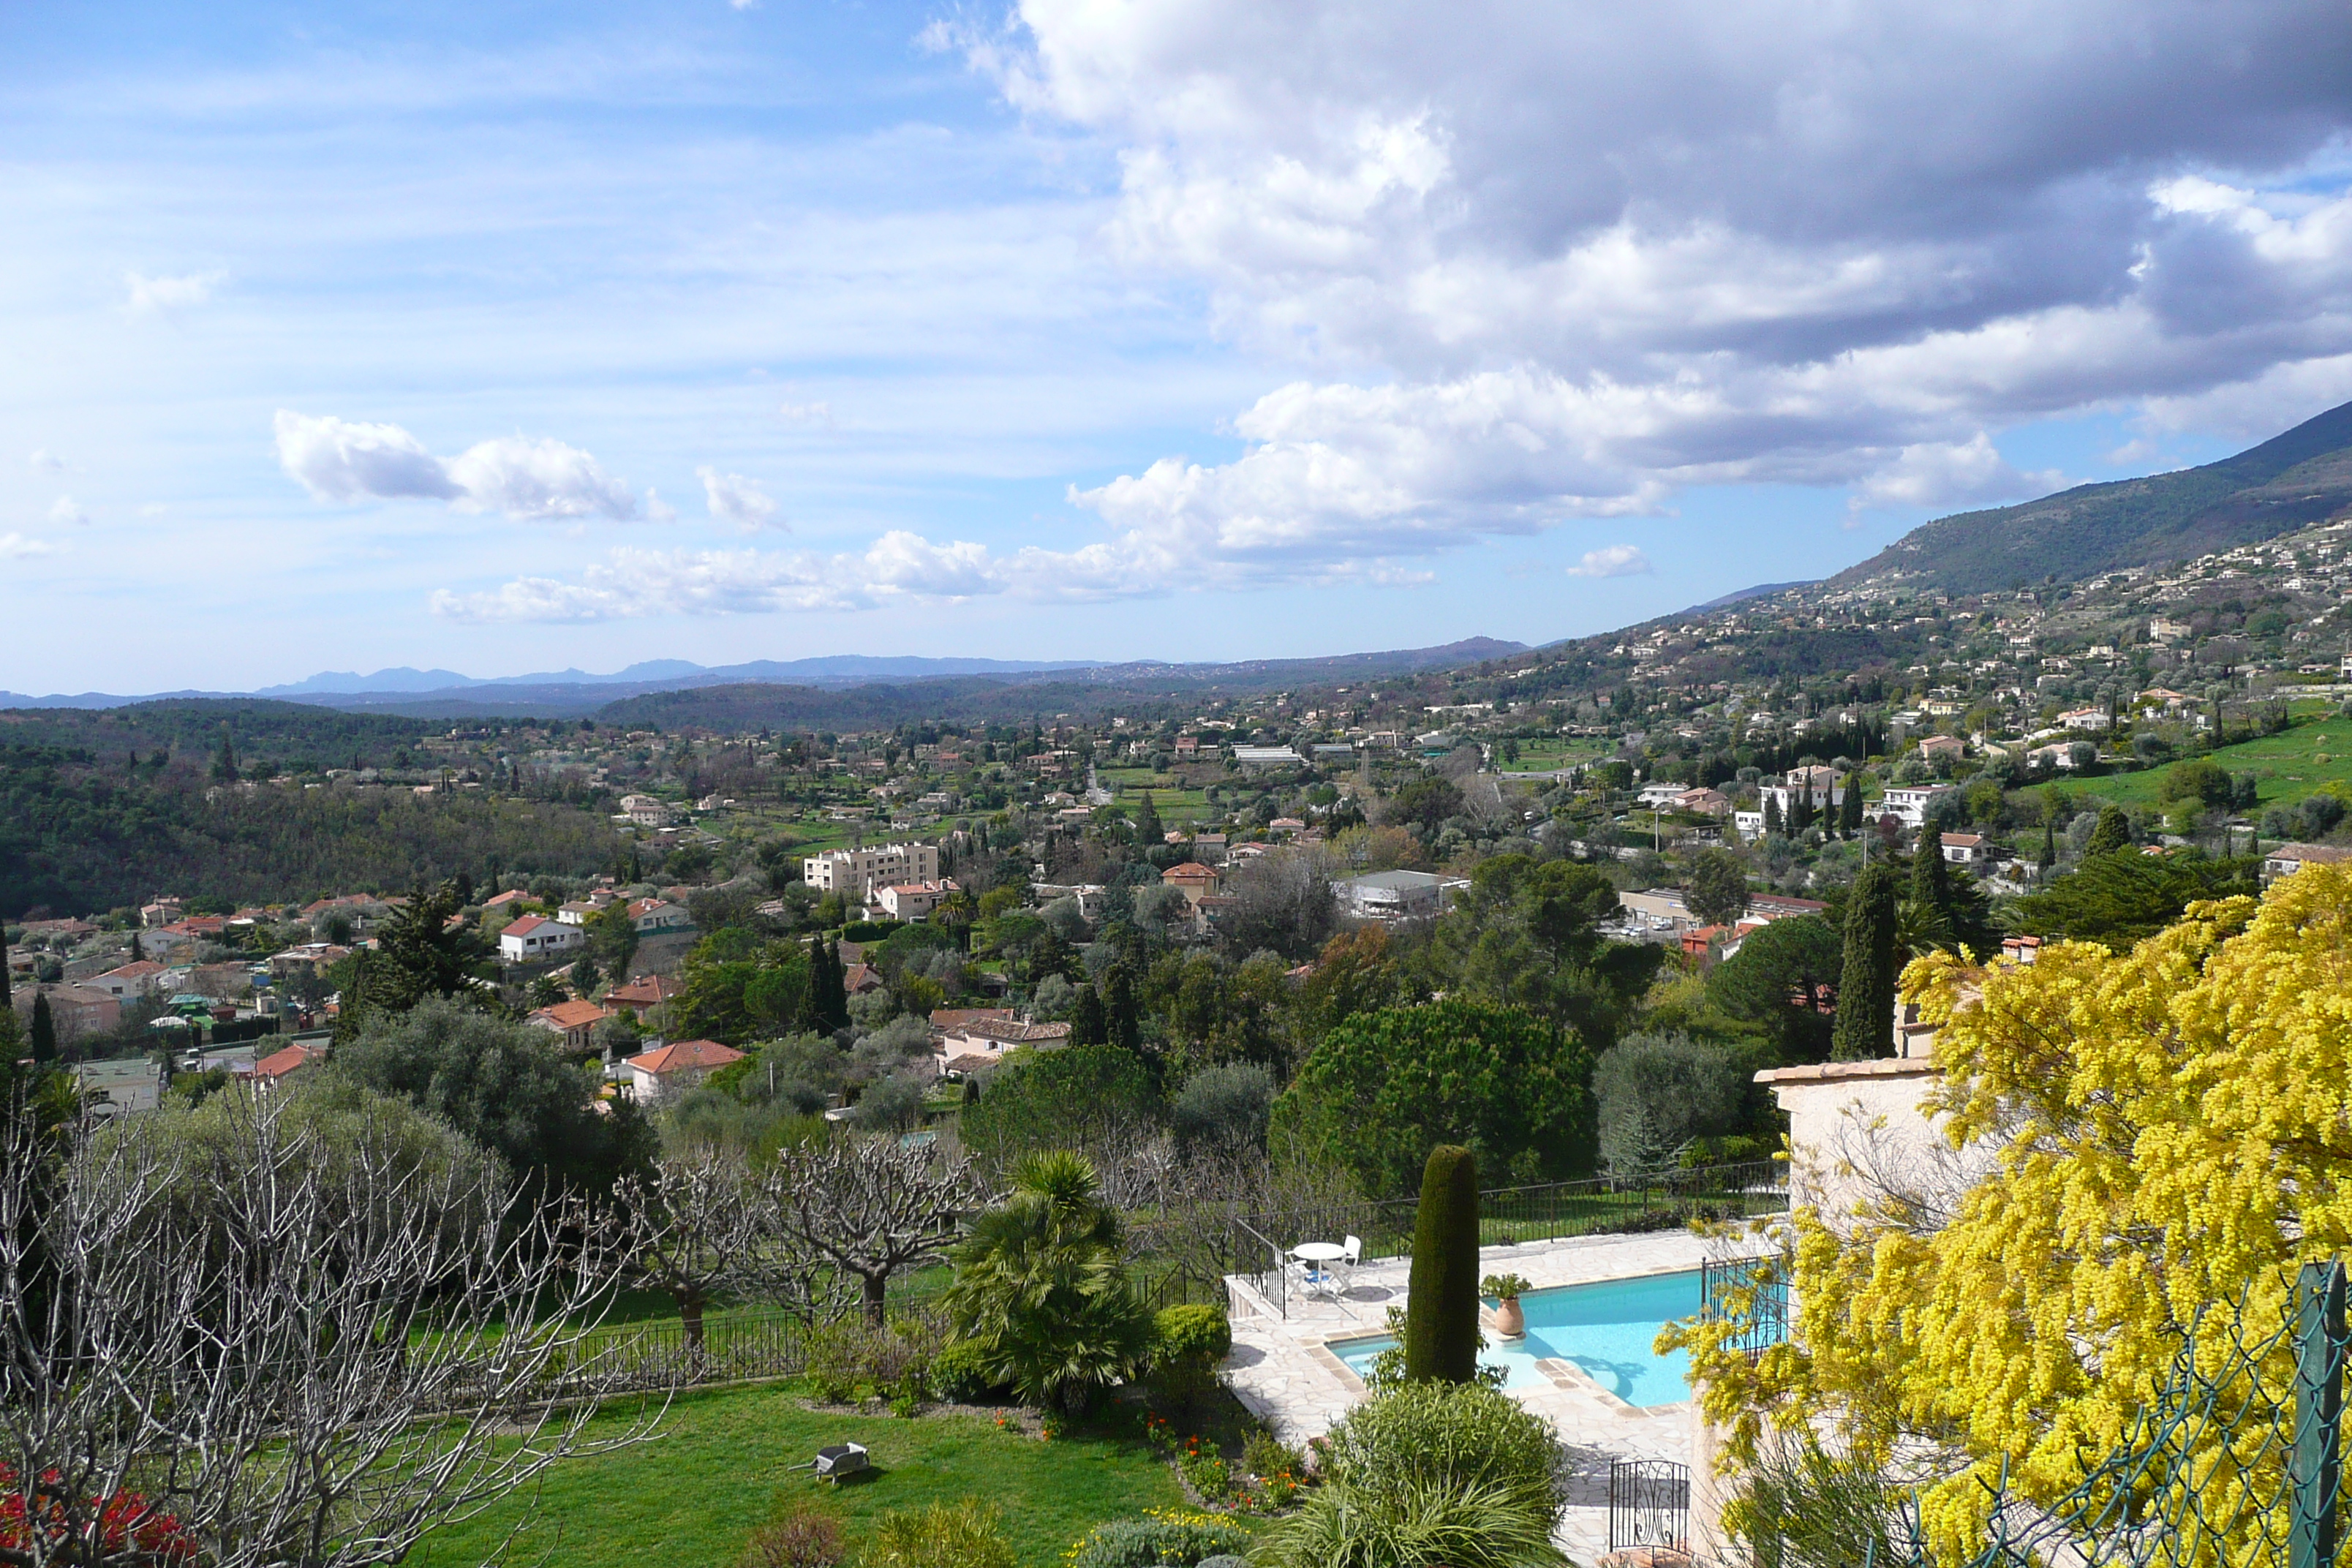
5, 0, 2351, 693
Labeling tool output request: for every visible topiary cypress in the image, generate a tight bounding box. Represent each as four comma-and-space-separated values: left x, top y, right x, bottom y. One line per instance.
1403, 1144, 1480, 1384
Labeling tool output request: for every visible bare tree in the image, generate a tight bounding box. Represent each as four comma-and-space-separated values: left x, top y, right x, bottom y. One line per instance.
0, 1090, 663, 1568
611, 1153, 780, 1365
765, 1137, 984, 1325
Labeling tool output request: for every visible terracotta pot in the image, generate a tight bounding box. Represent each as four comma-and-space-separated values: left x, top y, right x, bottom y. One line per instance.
1493, 1297, 1526, 1338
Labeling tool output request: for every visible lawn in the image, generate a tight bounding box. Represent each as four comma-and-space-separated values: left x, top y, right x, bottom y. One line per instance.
2041, 714, 2352, 812
407, 1384, 1193, 1568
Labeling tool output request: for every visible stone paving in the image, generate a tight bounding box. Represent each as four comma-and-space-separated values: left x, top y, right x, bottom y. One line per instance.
1219, 1229, 1767, 1564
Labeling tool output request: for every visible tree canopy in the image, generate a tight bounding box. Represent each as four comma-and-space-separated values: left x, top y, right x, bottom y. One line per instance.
1273, 999, 1597, 1196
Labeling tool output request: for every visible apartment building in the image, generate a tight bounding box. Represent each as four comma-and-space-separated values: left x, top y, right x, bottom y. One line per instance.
802, 843, 942, 902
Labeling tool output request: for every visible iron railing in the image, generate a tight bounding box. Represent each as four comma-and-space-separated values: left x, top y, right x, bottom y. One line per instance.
1610, 1458, 1692, 1556
1703, 1253, 1790, 1358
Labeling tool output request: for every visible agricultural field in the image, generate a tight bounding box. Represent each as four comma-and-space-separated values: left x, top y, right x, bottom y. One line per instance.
406, 1383, 1196, 1568
2057, 711, 2352, 811
1496, 736, 1610, 774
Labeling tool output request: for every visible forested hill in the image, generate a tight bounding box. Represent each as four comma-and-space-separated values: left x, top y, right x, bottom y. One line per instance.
1828, 397, 2352, 595
0, 699, 442, 768
0, 747, 625, 919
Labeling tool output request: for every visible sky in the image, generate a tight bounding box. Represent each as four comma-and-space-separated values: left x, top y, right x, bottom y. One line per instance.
5, 0, 2352, 694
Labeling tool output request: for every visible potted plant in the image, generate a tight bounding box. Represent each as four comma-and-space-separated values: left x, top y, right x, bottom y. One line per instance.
1482, 1273, 1531, 1339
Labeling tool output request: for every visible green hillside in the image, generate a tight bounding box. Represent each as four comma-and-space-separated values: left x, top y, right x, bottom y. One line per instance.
1828, 399, 2352, 595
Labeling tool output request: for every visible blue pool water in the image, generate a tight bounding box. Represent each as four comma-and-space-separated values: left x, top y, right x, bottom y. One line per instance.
1330, 1268, 1703, 1407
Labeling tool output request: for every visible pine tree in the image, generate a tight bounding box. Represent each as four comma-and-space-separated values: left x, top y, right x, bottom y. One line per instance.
1832, 863, 1901, 1062
29, 993, 57, 1065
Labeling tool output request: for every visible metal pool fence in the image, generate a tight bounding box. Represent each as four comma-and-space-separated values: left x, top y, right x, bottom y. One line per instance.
1127, 1159, 1790, 1319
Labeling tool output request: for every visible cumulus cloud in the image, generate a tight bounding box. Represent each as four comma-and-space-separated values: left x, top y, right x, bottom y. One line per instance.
1566, 544, 1651, 578
124, 271, 222, 314
1844, 434, 2068, 519
699, 467, 783, 531
0, 533, 57, 559
48, 496, 90, 528
273, 410, 644, 521
931, 0, 2352, 571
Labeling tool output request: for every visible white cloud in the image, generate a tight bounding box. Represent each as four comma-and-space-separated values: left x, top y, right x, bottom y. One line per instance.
927, 0, 2352, 573
1844, 434, 2068, 519
645, 488, 679, 524
28, 450, 64, 473
273, 410, 643, 521
698, 467, 783, 532
432, 531, 1010, 622
123, 270, 222, 315
1566, 544, 1651, 578
777, 402, 834, 426
48, 495, 91, 527
0, 533, 57, 559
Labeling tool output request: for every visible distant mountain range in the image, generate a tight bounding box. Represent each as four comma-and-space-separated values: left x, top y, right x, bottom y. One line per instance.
0, 639, 1528, 720
1829, 396, 2352, 597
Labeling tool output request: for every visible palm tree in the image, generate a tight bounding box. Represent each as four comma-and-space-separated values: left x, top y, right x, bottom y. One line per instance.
942, 1150, 1153, 1414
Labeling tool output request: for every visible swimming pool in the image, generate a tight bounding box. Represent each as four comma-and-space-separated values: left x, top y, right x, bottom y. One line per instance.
1328, 1268, 1703, 1407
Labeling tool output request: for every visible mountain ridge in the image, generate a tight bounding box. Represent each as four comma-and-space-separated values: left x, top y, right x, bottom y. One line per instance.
1827, 397, 2352, 596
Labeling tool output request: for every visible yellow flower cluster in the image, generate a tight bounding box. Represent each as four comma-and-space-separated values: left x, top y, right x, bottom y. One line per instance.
1678, 864, 2352, 1561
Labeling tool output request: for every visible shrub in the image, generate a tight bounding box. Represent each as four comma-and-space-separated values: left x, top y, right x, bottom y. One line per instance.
737, 1497, 846, 1568
1320, 1379, 1561, 1523
802, 1313, 943, 1407
1403, 1145, 1479, 1383
1066, 1509, 1252, 1568
1171, 1063, 1274, 1156
1252, 1477, 1566, 1568
862, 1499, 1014, 1568
930, 1337, 1007, 1404
1196, 1558, 1246, 1568
1150, 1304, 1232, 1411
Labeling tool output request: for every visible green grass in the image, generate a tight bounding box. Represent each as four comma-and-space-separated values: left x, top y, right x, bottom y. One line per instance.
407, 1384, 1192, 1568
2038, 715, 2352, 811
1498, 738, 1607, 772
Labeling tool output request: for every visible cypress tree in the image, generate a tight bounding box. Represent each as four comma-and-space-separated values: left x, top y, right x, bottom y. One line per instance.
1404, 1145, 1480, 1384
1840, 773, 1865, 836
820, 941, 851, 1033
2087, 805, 2133, 856
1070, 984, 1108, 1047
1763, 794, 1784, 837
796, 938, 831, 1035
1102, 963, 1141, 1054
1133, 791, 1163, 845
2040, 818, 2057, 870
29, 994, 57, 1065
1912, 832, 1955, 920
1831, 863, 1901, 1062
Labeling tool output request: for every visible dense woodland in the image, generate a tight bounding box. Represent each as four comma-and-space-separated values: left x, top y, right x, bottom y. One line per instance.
0, 744, 625, 916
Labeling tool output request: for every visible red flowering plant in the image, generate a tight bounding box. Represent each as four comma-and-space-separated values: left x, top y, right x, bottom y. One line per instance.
0, 1464, 200, 1563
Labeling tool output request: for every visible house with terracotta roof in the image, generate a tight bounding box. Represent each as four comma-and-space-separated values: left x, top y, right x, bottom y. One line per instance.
932, 1015, 1071, 1074
88, 959, 167, 1000
627, 897, 692, 933
527, 998, 614, 1054
1161, 862, 1219, 907
1939, 832, 1994, 867
253, 1041, 330, 1085
2265, 843, 2352, 881
604, 973, 682, 1017
498, 913, 584, 963
622, 1039, 745, 1101
843, 962, 886, 996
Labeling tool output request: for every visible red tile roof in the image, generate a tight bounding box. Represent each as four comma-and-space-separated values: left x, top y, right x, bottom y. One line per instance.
529, 1000, 613, 1030
625, 1039, 745, 1076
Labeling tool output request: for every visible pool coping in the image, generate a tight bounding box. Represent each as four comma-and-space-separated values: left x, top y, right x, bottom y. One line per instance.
1299, 1260, 1708, 1417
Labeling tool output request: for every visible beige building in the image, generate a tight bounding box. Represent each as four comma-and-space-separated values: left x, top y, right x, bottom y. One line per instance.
802, 843, 941, 902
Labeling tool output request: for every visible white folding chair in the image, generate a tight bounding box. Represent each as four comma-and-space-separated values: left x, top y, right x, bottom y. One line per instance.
1338, 1235, 1362, 1292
